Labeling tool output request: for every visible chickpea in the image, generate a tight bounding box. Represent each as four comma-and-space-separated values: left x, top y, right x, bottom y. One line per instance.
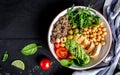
88, 29, 92, 33
101, 34, 105, 37
98, 36, 101, 40
95, 29, 98, 32
93, 33, 97, 36
82, 32, 87, 35
68, 29, 73, 35
97, 38, 100, 42
103, 32, 107, 36
97, 32, 101, 35
96, 25, 100, 28
86, 31, 89, 34
101, 41, 106, 45
102, 28, 106, 31
90, 39, 93, 42
92, 30, 96, 33
99, 31, 103, 35
100, 22, 104, 27
95, 32, 98, 36
95, 42, 99, 45
86, 35, 90, 38
84, 28, 88, 31
101, 37, 105, 41
90, 35, 94, 38
89, 27, 92, 29
92, 38, 96, 42
93, 27, 97, 30
98, 28, 101, 31
97, 35, 100, 38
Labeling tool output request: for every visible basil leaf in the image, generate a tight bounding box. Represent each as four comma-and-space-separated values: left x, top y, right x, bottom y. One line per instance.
2, 51, 8, 62
21, 43, 42, 56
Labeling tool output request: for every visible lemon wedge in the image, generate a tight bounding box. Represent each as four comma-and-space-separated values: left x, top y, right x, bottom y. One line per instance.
11, 60, 25, 70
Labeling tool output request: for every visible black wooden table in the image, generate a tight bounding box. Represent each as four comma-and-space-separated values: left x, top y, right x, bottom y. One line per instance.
0, 0, 118, 75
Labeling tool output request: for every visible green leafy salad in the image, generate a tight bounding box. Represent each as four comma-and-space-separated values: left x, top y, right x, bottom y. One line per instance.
51, 5, 104, 67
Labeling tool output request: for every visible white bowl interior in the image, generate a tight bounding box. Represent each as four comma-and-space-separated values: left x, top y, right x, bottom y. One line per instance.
48, 6, 112, 70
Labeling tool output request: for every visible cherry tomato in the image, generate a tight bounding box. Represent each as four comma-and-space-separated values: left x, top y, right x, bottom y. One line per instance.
55, 47, 68, 59
54, 43, 60, 48
40, 58, 51, 70
68, 54, 73, 60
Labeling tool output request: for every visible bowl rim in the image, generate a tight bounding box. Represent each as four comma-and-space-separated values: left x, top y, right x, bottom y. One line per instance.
47, 6, 112, 70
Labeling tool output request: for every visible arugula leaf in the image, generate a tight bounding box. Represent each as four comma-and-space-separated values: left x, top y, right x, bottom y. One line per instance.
67, 5, 100, 29
2, 51, 8, 62
21, 43, 42, 56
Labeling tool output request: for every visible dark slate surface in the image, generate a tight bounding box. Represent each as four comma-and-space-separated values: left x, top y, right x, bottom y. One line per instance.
1, 0, 117, 75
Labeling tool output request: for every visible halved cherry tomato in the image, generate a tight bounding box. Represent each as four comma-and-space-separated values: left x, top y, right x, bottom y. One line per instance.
40, 58, 51, 70
68, 54, 73, 60
55, 47, 68, 59
54, 43, 60, 48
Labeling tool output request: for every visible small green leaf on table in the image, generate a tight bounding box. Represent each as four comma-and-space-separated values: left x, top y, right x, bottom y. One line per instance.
21, 43, 42, 56
2, 51, 9, 62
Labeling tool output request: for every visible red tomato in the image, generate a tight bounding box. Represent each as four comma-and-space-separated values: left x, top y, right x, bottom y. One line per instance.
40, 58, 51, 70
54, 43, 60, 48
68, 54, 73, 60
55, 47, 68, 59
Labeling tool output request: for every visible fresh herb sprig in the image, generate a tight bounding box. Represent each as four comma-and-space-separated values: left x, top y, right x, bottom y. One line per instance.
2, 51, 9, 62
67, 5, 100, 29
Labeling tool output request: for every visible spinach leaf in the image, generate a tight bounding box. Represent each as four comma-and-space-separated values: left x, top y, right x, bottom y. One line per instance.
60, 59, 72, 67
21, 43, 42, 56
2, 51, 8, 62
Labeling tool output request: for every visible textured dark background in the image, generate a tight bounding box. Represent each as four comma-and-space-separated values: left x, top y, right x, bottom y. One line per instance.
0, 0, 113, 75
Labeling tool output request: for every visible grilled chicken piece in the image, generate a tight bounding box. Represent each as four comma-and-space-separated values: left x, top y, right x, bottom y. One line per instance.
76, 35, 102, 58
90, 43, 102, 59
87, 42, 95, 54
81, 39, 90, 49
77, 35, 85, 44
74, 34, 81, 41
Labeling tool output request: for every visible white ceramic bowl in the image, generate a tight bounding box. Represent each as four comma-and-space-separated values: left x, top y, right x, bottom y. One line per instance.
48, 6, 112, 70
